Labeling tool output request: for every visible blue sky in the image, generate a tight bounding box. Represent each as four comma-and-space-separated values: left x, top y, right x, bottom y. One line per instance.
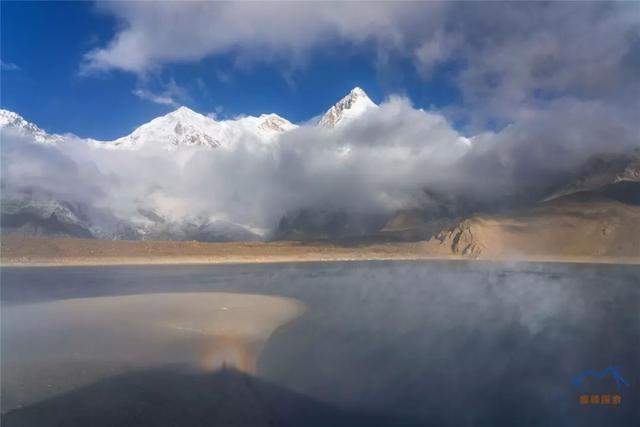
2, 1, 636, 143
1, 1, 461, 140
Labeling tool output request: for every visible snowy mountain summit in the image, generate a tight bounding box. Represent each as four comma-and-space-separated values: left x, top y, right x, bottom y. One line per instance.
111, 106, 295, 149
0, 109, 64, 144
0, 86, 375, 149
112, 106, 223, 149
318, 87, 377, 128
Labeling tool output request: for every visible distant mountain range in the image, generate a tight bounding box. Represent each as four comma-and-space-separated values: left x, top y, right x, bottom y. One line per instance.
0, 88, 390, 241
1, 86, 372, 150
1, 87, 639, 255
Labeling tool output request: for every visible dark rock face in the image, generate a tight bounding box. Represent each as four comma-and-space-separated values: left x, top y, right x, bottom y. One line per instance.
0, 197, 96, 238
273, 209, 387, 241
590, 181, 640, 206
1, 211, 94, 239
545, 153, 640, 202
139, 218, 262, 243
0, 198, 262, 243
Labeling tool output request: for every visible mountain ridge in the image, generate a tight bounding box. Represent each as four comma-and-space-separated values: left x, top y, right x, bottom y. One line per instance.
0, 109, 65, 144
0, 86, 377, 149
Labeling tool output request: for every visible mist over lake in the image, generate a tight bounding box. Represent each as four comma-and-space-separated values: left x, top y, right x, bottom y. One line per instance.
2, 261, 638, 426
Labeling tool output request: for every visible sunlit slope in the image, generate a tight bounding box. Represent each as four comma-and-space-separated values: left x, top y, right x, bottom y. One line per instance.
426, 194, 640, 259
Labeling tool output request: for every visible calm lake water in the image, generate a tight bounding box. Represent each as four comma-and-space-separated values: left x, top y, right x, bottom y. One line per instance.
1, 261, 639, 426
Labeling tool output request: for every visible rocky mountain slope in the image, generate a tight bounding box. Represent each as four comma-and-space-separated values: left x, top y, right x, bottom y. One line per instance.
544, 152, 640, 202
374, 152, 640, 258
1, 197, 95, 239
425, 193, 640, 259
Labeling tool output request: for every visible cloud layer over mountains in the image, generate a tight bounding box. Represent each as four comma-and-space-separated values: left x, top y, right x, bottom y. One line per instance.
2, 95, 470, 236
2, 85, 638, 240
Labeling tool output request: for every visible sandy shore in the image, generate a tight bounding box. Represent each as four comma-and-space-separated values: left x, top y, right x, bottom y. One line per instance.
1, 235, 638, 267
0, 236, 456, 267
2, 292, 306, 411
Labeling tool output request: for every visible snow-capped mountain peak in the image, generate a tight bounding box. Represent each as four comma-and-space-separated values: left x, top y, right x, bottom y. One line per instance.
111, 106, 222, 149
0, 109, 64, 144
349, 86, 368, 98
109, 107, 296, 150
167, 105, 202, 119
257, 113, 295, 133
3, 86, 381, 150
318, 87, 378, 128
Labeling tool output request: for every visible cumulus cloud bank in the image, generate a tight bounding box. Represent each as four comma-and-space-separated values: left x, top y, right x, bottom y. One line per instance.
82, 2, 435, 74
83, 2, 639, 123
2, 98, 470, 234
3, 93, 637, 239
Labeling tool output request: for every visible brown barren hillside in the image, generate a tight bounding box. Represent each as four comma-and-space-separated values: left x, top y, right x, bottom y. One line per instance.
429, 196, 640, 260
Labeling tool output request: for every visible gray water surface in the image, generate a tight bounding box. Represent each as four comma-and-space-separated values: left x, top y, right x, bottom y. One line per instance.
1, 261, 639, 426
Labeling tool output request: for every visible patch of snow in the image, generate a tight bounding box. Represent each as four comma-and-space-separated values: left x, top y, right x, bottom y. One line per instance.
0, 109, 65, 144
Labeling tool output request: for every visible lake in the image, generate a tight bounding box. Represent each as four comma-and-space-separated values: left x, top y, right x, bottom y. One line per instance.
1, 261, 638, 426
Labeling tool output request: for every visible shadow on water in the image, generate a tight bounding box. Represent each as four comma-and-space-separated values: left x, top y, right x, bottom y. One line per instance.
1, 261, 639, 426
2, 366, 422, 427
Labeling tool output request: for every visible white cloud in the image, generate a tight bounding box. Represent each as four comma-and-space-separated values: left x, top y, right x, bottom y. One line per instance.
132, 89, 178, 107
1, 60, 20, 71
206, 106, 224, 120
414, 31, 460, 78
80, 2, 639, 133
132, 79, 189, 107
2, 97, 471, 233
215, 70, 232, 84
81, 2, 440, 74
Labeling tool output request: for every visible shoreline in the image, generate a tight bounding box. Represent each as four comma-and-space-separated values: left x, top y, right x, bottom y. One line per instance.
3, 254, 639, 268
1, 236, 638, 267
1, 254, 463, 268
